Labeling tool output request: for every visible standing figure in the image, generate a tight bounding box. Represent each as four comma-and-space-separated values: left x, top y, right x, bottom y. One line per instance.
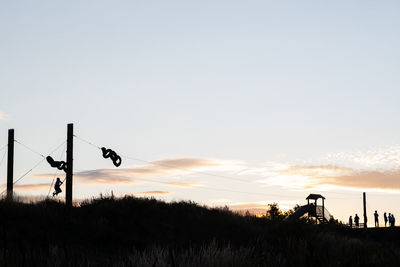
349, 216, 353, 228
354, 214, 360, 228
53, 177, 63, 197
392, 214, 396, 227
384, 212, 388, 227
374, 210, 379, 227
389, 213, 392, 227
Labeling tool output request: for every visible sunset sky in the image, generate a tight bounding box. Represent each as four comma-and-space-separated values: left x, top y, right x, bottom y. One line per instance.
1, 1, 400, 225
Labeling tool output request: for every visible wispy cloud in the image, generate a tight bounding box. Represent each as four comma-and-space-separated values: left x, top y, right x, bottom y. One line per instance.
134, 191, 172, 195
14, 183, 52, 192
325, 145, 400, 169
34, 158, 220, 186
261, 164, 400, 191
162, 181, 202, 187
31, 147, 400, 193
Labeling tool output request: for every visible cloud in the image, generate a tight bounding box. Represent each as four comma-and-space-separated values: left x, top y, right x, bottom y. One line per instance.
74, 169, 136, 184
14, 183, 52, 192
315, 168, 400, 190
134, 191, 172, 195
33, 158, 220, 185
228, 200, 299, 215
210, 198, 231, 204
325, 145, 400, 169
162, 181, 202, 187
265, 164, 400, 191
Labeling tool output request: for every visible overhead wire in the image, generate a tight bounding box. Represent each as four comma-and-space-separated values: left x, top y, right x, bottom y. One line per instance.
73, 135, 101, 150
93, 174, 300, 199
74, 134, 393, 202
0, 148, 7, 169
0, 144, 7, 152
14, 140, 45, 158
74, 134, 256, 183
122, 155, 252, 183
48, 142, 67, 197
0, 140, 67, 196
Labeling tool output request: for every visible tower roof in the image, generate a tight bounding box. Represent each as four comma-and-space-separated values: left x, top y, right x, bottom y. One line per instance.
306, 194, 325, 200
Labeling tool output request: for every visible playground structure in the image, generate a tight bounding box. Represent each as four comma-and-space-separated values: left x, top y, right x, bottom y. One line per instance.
285, 194, 334, 223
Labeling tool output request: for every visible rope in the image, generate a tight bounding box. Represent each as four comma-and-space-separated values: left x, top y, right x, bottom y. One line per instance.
120, 155, 254, 183
47, 142, 67, 197
0, 144, 7, 152
14, 140, 45, 158
0, 140, 66, 196
101, 175, 297, 199
74, 135, 101, 150
12, 158, 47, 186
75, 134, 250, 183
0, 149, 7, 169
72, 134, 382, 201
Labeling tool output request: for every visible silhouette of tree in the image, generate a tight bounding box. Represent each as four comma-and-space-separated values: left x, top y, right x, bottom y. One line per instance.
266, 203, 283, 221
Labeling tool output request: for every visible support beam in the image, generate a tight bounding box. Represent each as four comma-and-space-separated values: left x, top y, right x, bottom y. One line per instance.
66, 123, 73, 206
363, 192, 367, 228
6, 129, 14, 201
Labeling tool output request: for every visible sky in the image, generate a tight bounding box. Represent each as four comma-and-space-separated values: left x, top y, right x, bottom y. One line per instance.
1, 0, 400, 225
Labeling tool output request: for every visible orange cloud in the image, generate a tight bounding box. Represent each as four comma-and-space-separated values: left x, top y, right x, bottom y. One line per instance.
228, 200, 299, 216
33, 158, 218, 186
14, 183, 52, 192
277, 165, 400, 190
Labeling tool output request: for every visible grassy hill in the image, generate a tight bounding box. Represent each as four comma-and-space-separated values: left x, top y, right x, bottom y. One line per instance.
0, 196, 400, 266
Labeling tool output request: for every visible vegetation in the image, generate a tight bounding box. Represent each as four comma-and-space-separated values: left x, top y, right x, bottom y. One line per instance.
0, 196, 399, 266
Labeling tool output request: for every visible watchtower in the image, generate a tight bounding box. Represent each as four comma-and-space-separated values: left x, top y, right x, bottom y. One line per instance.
284, 193, 334, 223
306, 194, 330, 223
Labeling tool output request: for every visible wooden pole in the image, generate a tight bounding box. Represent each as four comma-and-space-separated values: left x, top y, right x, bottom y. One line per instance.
6, 129, 14, 201
66, 123, 73, 206
363, 192, 367, 228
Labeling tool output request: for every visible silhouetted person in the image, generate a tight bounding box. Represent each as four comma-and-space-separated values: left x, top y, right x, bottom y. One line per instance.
354, 214, 360, 228
389, 213, 392, 227
384, 212, 388, 227
349, 216, 353, 228
53, 177, 63, 197
374, 210, 379, 227
392, 214, 396, 227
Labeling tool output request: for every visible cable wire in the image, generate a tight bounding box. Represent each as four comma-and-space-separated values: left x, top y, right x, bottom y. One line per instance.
0, 144, 7, 152
14, 140, 46, 158
74, 134, 251, 183
0, 140, 67, 196
74, 135, 101, 150
47, 142, 67, 197
0, 149, 7, 169
122, 155, 252, 183
73, 134, 393, 202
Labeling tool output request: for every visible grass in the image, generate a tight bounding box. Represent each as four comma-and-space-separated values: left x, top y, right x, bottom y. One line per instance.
0, 196, 399, 266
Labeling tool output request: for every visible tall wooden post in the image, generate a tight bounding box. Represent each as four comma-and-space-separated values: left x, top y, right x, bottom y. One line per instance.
6, 129, 14, 200
66, 123, 73, 206
363, 192, 367, 228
